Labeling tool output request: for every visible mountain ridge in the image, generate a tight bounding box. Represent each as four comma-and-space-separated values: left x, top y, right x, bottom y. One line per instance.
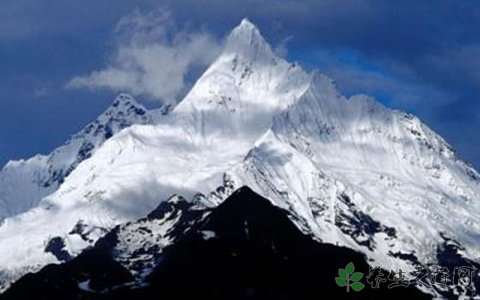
0, 187, 432, 300
0, 19, 478, 298
0, 94, 152, 221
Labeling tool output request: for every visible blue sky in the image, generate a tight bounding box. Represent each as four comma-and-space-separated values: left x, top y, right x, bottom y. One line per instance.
1, 0, 479, 168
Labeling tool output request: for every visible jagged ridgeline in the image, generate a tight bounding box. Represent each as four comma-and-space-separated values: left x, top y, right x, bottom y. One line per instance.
1, 187, 432, 300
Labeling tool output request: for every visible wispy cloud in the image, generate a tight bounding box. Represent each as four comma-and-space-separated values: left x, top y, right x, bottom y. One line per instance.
306, 49, 451, 110
273, 36, 292, 58
67, 9, 222, 103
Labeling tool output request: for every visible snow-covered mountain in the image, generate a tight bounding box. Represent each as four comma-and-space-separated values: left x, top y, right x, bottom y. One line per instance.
0, 19, 479, 297
231, 71, 480, 269
0, 94, 152, 221
1, 187, 431, 300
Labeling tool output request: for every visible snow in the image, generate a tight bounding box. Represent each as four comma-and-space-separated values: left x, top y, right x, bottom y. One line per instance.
78, 279, 94, 292
0, 94, 153, 222
229, 71, 480, 272
244, 221, 250, 239
0, 18, 479, 291
201, 230, 217, 240
111, 211, 181, 277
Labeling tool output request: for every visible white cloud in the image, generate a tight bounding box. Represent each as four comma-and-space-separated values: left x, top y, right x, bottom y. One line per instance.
67, 9, 222, 103
273, 36, 292, 58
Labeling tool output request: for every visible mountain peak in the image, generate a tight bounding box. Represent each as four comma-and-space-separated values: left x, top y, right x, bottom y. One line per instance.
223, 18, 275, 62
237, 18, 256, 30
230, 18, 259, 35
109, 93, 140, 110
99, 93, 149, 122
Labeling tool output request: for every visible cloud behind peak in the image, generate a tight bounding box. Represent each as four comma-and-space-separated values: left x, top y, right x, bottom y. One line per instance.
67, 9, 222, 104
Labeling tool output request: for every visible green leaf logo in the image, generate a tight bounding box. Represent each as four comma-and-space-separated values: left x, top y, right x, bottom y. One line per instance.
335, 262, 365, 292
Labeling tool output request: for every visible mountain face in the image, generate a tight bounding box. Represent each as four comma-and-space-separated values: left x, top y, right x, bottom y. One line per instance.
0, 19, 479, 298
0, 187, 431, 300
231, 72, 480, 269
0, 94, 152, 221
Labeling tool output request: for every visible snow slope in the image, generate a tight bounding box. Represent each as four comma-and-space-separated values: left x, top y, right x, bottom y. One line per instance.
0, 19, 479, 296
230, 72, 480, 274
0, 94, 152, 221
